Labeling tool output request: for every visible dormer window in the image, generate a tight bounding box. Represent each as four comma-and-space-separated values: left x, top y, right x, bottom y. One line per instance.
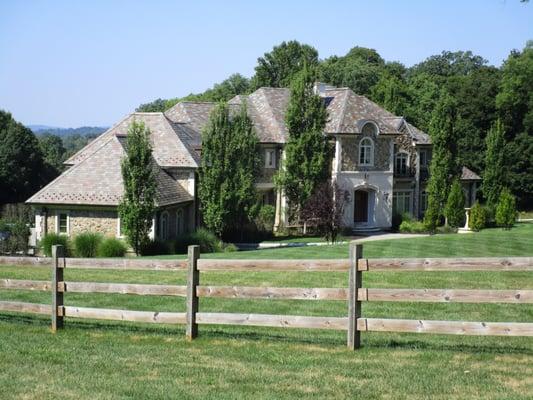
265, 149, 276, 169
359, 138, 374, 166
395, 152, 409, 175
361, 121, 378, 136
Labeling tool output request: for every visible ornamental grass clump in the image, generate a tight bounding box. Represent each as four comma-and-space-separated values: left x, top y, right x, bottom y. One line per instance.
73, 232, 102, 258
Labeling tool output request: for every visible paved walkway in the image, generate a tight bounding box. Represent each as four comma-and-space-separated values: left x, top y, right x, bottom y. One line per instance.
237, 232, 429, 249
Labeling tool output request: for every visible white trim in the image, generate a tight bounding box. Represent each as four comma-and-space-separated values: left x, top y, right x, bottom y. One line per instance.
361, 121, 379, 136
358, 137, 374, 167
55, 211, 70, 236
116, 217, 125, 239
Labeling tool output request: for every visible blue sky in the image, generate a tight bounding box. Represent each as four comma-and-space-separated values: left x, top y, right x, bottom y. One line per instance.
0, 0, 531, 127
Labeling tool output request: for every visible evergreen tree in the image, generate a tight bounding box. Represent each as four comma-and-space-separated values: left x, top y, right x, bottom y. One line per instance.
444, 179, 465, 228
424, 92, 459, 230
199, 103, 260, 238
482, 119, 506, 213
118, 121, 156, 255
275, 63, 329, 219
495, 188, 517, 230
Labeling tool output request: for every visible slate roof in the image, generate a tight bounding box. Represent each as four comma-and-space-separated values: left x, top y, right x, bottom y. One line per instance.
27, 135, 193, 207
64, 112, 198, 168
165, 85, 431, 145
461, 166, 481, 181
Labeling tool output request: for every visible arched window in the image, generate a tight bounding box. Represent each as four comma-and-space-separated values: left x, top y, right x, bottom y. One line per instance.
361, 122, 378, 136
359, 138, 374, 166
395, 152, 409, 175
176, 209, 183, 236
160, 211, 169, 240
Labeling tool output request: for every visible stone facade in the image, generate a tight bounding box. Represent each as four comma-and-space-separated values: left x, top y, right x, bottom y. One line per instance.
341, 136, 392, 171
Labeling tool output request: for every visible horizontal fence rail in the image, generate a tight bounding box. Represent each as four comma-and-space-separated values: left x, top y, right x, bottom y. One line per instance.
0, 244, 532, 349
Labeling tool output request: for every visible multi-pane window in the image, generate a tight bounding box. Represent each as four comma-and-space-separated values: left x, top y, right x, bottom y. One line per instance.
419, 149, 427, 167
393, 192, 412, 216
160, 212, 169, 240
58, 213, 68, 234
265, 149, 276, 169
395, 152, 409, 175
359, 138, 374, 166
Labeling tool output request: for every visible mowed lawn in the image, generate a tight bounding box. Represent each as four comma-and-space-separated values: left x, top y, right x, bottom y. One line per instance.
0, 223, 532, 399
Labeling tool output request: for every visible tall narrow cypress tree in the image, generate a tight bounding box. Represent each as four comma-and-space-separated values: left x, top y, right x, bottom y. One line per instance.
199, 103, 260, 238
482, 119, 506, 213
118, 121, 156, 255
275, 62, 329, 219
424, 91, 459, 230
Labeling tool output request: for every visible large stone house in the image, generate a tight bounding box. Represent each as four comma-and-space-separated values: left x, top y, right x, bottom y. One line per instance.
27, 84, 480, 241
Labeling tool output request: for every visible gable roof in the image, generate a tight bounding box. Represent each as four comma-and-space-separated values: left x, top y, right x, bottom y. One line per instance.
461, 166, 481, 181
27, 135, 193, 207
64, 112, 198, 168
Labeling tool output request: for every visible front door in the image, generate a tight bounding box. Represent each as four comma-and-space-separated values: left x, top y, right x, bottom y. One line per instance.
354, 190, 368, 223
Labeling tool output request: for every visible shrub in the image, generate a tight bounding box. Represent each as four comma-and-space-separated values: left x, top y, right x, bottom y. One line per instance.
436, 225, 457, 234
399, 219, 427, 234
73, 232, 102, 258
0, 219, 30, 255
469, 202, 486, 231
495, 188, 517, 229
391, 212, 403, 232
97, 237, 127, 257
173, 228, 223, 254
41, 233, 70, 257
444, 179, 465, 228
223, 243, 238, 253
140, 239, 170, 256
256, 205, 276, 232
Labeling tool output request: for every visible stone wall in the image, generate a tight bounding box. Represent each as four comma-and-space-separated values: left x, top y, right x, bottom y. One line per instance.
39, 209, 118, 238
341, 135, 392, 171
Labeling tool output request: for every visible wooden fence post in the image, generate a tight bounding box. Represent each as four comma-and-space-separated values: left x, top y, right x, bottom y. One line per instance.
186, 245, 200, 340
51, 244, 65, 332
348, 242, 363, 349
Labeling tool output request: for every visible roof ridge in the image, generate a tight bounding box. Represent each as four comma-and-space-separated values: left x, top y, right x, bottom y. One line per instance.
63, 113, 132, 165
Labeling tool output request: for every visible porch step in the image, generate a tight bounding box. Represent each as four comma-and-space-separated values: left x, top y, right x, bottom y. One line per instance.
351, 226, 383, 236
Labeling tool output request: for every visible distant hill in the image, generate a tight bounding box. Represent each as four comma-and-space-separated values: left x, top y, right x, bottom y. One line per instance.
29, 126, 108, 137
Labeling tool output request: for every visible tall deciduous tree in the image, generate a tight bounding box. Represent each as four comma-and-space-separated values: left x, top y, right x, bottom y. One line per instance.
199, 103, 260, 238
424, 92, 459, 230
118, 121, 156, 255
0, 110, 48, 204
252, 41, 319, 88
482, 119, 506, 212
275, 63, 329, 219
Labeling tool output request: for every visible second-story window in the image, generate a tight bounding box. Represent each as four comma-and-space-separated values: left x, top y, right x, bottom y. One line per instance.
265, 149, 276, 169
359, 138, 374, 166
395, 152, 409, 175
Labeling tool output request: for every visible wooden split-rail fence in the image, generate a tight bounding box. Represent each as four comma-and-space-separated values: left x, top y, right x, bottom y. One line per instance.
0, 244, 533, 349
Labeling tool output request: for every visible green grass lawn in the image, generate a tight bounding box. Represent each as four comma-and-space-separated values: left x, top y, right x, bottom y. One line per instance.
0, 223, 532, 399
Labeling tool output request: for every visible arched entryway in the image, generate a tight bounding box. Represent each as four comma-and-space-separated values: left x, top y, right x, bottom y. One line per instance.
353, 188, 376, 226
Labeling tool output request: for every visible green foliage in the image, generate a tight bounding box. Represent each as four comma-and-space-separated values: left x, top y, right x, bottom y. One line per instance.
38, 133, 67, 172
495, 188, 517, 229
275, 63, 329, 217
73, 232, 102, 258
256, 205, 276, 232
252, 41, 318, 88
0, 110, 49, 203
223, 243, 238, 253
444, 179, 465, 228
0, 218, 30, 255
40, 233, 70, 257
482, 119, 506, 211
399, 213, 427, 234
199, 103, 260, 237
118, 121, 157, 255
319, 46, 385, 95
424, 91, 459, 230
174, 228, 223, 254
97, 237, 127, 257
469, 202, 487, 231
